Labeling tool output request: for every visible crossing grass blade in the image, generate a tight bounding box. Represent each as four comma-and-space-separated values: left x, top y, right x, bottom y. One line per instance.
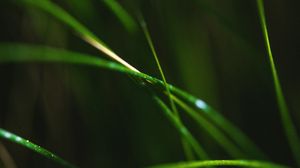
0, 128, 77, 168
139, 16, 196, 160
154, 96, 209, 160
170, 95, 245, 158
0, 43, 263, 159
169, 88, 268, 159
256, 0, 300, 165
139, 16, 178, 118
17, 0, 140, 73
148, 160, 289, 168
12, 1, 264, 158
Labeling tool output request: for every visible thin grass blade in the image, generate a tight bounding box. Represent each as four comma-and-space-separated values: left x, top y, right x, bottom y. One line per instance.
170, 88, 267, 159
10, 1, 265, 158
0, 128, 77, 168
154, 96, 209, 160
170, 95, 245, 158
17, 0, 139, 72
139, 16, 177, 116
148, 160, 289, 168
256, 0, 300, 165
139, 17, 195, 160
0, 43, 264, 159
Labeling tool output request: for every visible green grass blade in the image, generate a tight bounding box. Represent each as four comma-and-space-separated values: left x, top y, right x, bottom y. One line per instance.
0, 128, 77, 168
9, 2, 267, 159
148, 160, 289, 168
0, 43, 147, 80
256, 0, 300, 165
154, 96, 209, 160
139, 16, 178, 116
0, 43, 264, 158
181, 140, 196, 161
170, 88, 267, 159
139, 17, 195, 160
102, 0, 138, 33
170, 95, 245, 158
18, 0, 139, 72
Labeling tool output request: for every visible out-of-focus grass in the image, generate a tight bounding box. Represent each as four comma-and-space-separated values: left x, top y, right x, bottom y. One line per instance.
256, 0, 300, 166
0, 0, 299, 167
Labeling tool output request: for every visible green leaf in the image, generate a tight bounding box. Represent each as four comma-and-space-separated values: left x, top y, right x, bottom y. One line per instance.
0, 128, 77, 168
148, 160, 289, 168
154, 96, 209, 160
139, 17, 196, 160
170, 95, 245, 158
256, 0, 300, 165
171, 88, 267, 159
18, 0, 139, 72
0, 43, 264, 159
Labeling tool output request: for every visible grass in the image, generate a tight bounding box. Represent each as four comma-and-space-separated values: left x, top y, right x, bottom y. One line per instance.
138, 14, 196, 160
0, 43, 269, 158
154, 96, 209, 160
256, 0, 300, 166
0, 128, 77, 168
0, 0, 298, 167
171, 95, 245, 158
149, 160, 289, 168
0, 42, 283, 166
18, 0, 140, 72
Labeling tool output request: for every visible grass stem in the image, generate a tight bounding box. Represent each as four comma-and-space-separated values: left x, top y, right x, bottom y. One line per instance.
154, 96, 209, 160
256, 0, 300, 165
139, 16, 197, 160
148, 160, 289, 168
0, 128, 77, 168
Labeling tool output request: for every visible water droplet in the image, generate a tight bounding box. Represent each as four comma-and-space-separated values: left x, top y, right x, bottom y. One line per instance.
3, 132, 12, 138
15, 137, 22, 141
195, 99, 207, 110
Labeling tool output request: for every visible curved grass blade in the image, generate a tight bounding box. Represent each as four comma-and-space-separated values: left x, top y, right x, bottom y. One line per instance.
148, 160, 289, 168
0, 43, 263, 158
18, 0, 139, 73
13, 1, 265, 159
139, 16, 178, 118
170, 88, 268, 159
0, 128, 77, 168
170, 95, 245, 158
154, 96, 209, 160
136, 14, 266, 158
102, 0, 138, 33
139, 17, 196, 160
256, 0, 300, 165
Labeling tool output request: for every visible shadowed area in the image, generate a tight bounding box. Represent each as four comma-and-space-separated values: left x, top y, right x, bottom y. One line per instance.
0, 0, 300, 167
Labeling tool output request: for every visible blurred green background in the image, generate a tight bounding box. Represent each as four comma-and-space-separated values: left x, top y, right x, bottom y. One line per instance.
0, 0, 300, 167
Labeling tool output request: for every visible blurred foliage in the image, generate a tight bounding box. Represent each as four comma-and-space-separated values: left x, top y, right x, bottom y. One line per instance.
0, 0, 300, 167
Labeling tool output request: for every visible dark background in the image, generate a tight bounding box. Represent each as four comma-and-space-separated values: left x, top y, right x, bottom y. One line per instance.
0, 0, 300, 167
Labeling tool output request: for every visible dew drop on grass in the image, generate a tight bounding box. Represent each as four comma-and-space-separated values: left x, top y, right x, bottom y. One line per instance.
15, 136, 22, 142
3, 132, 12, 138
195, 99, 207, 110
